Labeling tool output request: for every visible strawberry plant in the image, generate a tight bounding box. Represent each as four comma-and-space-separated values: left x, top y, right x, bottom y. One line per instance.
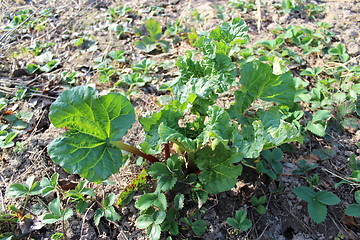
226, 209, 252, 231
94, 193, 121, 225
42, 198, 73, 224
251, 195, 267, 214
293, 186, 340, 224
345, 190, 360, 217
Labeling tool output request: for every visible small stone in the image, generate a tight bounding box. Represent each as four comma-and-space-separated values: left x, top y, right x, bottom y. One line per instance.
279, 13, 289, 24
267, 23, 277, 31
347, 42, 360, 55
85, 209, 94, 220
219, 192, 227, 199
122, 221, 132, 228
121, 208, 129, 215
345, 151, 353, 157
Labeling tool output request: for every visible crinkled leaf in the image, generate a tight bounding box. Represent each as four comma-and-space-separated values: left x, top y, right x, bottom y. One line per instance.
228, 60, 295, 118
208, 17, 248, 45
195, 37, 226, 58
158, 123, 196, 153
308, 200, 327, 224
48, 86, 135, 182
140, 101, 185, 153
196, 106, 234, 147
194, 143, 243, 194
233, 110, 302, 158
233, 123, 265, 159
172, 52, 235, 113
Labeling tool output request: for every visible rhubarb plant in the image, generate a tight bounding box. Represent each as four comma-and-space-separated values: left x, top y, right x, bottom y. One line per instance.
47, 17, 304, 239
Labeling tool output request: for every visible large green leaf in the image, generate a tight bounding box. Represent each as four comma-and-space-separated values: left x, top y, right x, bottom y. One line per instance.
139, 101, 186, 153
228, 60, 295, 119
171, 48, 235, 114
208, 17, 249, 45
174, 54, 235, 102
197, 106, 234, 147
48, 86, 135, 182
194, 144, 243, 194
158, 123, 196, 153
233, 109, 302, 158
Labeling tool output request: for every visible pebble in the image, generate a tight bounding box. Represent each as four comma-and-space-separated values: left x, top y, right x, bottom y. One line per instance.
347, 42, 360, 55
267, 23, 278, 31
345, 151, 353, 157
121, 208, 129, 215
122, 221, 132, 228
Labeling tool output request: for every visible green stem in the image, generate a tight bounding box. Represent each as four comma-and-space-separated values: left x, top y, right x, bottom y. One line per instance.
111, 141, 159, 163
22, 195, 30, 215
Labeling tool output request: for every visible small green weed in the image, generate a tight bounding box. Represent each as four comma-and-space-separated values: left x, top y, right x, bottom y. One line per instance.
136, 18, 170, 53
293, 186, 340, 223
226, 209, 252, 231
